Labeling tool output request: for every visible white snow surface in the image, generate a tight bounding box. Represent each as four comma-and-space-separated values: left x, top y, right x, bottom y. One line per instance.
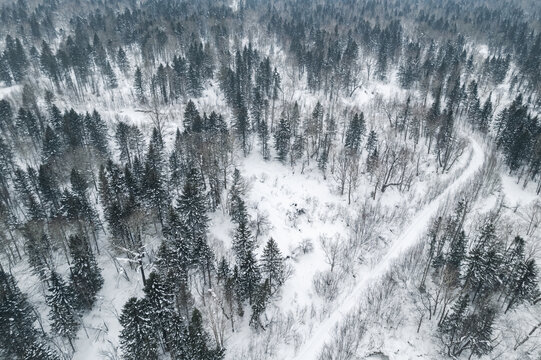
292, 136, 485, 360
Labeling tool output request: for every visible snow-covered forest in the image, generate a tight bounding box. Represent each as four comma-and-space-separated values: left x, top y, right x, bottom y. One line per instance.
1, 0, 541, 359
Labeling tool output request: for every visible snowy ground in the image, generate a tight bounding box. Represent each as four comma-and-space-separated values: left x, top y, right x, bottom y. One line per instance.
2, 31, 539, 360
293, 136, 485, 360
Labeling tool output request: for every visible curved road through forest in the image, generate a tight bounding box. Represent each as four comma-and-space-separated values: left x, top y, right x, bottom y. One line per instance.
293, 136, 485, 360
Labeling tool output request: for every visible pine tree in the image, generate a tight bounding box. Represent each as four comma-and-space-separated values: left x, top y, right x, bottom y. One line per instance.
69, 234, 103, 310
271, 68, 281, 128
464, 223, 502, 302
290, 133, 305, 167
134, 67, 146, 104
258, 118, 270, 160
46, 271, 79, 350
117, 47, 130, 75
438, 294, 469, 356
227, 169, 246, 223
261, 237, 285, 292
504, 258, 539, 313
344, 113, 365, 153
23, 342, 60, 360
142, 130, 168, 225
40, 41, 59, 84
176, 168, 213, 286
67, 168, 98, 226
84, 110, 109, 157
14, 167, 45, 220
169, 129, 186, 194
250, 279, 270, 330
166, 313, 188, 359
23, 231, 52, 281
104, 61, 118, 88
0, 55, 12, 85
232, 199, 261, 304
233, 93, 250, 156
0, 99, 14, 133
467, 306, 496, 358
0, 268, 37, 358
119, 298, 159, 360
478, 96, 493, 133
161, 207, 191, 277
62, 109, 85, 150
42, 125, 63, 165
365, 130, 378, 154
143, 272, 175, 343
217, 257, 231, 285
185, 308, 224, 360
16, 108, 41, 143
115, 121, 133, 165
274, 115, 291, 162
183, 100, 200, 133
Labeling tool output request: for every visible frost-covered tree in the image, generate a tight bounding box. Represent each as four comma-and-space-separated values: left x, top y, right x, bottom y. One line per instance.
261, 237, 285, 292
185, 308, 224, 360
232, 199, 260, 304
24, 342, 60, 360
250, 279, 270, 330
134, 67, 146, 104
176, 168, 214, 286
344, 112, 365, 153
0, 268, 37, 358
227, 168, 246, 223
274, 115, 291, 162
69, 234, 103, 310
119, 298, 159, 360
46, 271, 79, 350
143, 272, 175, 344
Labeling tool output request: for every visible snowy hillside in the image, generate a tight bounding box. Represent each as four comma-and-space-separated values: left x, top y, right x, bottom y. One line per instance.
1, 1, 541, 360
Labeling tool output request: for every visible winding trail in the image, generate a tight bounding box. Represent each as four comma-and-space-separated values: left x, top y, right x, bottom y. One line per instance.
293, 137, 486, 360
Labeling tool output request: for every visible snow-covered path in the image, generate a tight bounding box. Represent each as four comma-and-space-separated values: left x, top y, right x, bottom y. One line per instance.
292, 136, 486, 360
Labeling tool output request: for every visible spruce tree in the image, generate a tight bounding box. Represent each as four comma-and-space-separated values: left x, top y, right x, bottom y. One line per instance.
365, 130, 378, 154
84, 109, 109, 157
177, 168, 214, 286
233, 93, 250, 156
228, 168, 246, 223
23, 232, 52, 281
142, 130, 168, 225
40, 41, 59, 84
14, 167, 45, 220
68, 234, 103, 310
232, 199, 261, 304
42, 125, 63, 165
143, 272, 175, 335
258, 118, 270, 160
344, 113, 365, 153
261, 237, 285, 292
117, 47, 130, 75
119, 298, 159, 360
166, 313, 188, 359
274, 115, 291, 163
0, 268, 37, 358
467, 306, 496, 358
504, 258, 539, 313
46, 271, 79, 350
186, 308, 224, 360
169, 129, 186, 194
250, 279, 270, 330
134, 67, 146, 104
183, 100, 200, 133
104, 61, 118, 89
23, 342, 60, 360
438, 294, 469, 356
